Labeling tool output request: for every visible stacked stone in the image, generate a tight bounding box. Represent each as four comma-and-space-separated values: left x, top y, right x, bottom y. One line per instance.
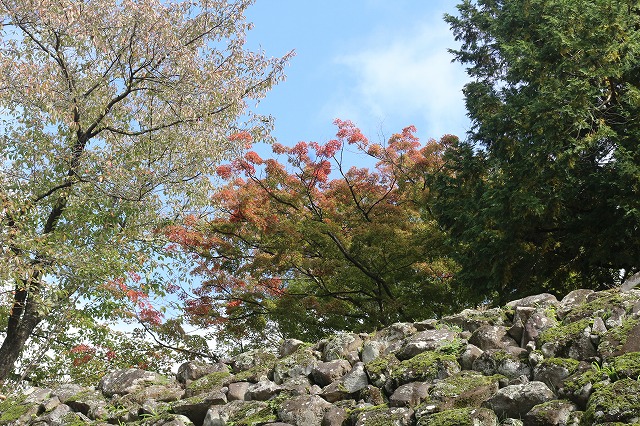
2, 287, 640, 425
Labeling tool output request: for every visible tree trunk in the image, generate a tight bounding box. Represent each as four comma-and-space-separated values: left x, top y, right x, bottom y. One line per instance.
0, 277, 44, 385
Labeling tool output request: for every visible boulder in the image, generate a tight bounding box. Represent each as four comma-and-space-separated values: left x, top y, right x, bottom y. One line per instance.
177, 361, 229, 385
277, 395, 333, 426
396, 328, 460, 360
523, 399, 578, 426
482, 381, 555, 419
389, 381, 430, 407
311, 359, 352, 387
98, 368, 169, 397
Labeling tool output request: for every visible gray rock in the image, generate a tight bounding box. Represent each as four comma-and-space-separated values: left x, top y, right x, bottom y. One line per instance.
172, 390, 228, 425
98, 368, 167, 397
557, 289, 594, 319
506, 293, 558, 309
280, 339, 305, 357
323, 405, 348, 426
311, 359, 352, 387
472, 349, 531, 380
524, 399, 578, 426
482, 381, 556, 419
354, 406, 414, 425
278, 395, 333, 426
322, 333, 363, 361
203, 400, 274, 426
322, 362, 369, 402
245, 380, 282, 401
227, 381, 250, 401
469, 325, 519, 351
389, 382, 430, 407
521, 309, 557, 347
177, 361, 229, 385
458, 343, 483, 370
396, 329, 460, 360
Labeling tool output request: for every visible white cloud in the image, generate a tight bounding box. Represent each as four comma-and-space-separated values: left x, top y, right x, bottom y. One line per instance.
331, 18, 470, 138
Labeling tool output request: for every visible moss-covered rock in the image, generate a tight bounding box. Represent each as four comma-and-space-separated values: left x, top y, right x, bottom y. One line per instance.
611, 351, 640, 380
417, 407, 498, 426
0, 394, 38, 425
582, 378, 640, 424
185, 371, 231, 397
599, 318, 640, 358
428, 371, 502, 409
389, 351, 460, 391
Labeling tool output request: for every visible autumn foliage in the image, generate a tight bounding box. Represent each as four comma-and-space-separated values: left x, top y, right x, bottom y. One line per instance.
166, 120, 461, 345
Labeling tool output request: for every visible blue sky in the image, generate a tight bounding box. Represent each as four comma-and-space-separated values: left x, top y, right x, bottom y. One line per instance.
244, 0, 471, 150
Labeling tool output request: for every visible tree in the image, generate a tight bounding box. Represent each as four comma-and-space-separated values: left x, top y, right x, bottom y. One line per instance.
435, 0, 640, 303
0, 0, 290, 385
166, 120, 460, 348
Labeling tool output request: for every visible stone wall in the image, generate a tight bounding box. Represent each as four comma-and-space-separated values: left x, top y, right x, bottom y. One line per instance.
2, 287, 640, 425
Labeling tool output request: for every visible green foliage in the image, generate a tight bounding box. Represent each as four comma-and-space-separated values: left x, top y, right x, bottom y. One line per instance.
0, 0, 289, 384
435, 0, 640, 303
168, 121, 462, 347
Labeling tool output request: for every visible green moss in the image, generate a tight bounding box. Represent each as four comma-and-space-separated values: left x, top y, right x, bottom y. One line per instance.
227, 402, 276, 426
538, 357, 580, 373
233, 351, 277, 382
429, 371, 502, 408
392, 351, 459, 384
365, 354, 399, 378
563, 291, 635, 323
599, 318, 640, 356
538, 318, 592, 346
611, 352, 640, 380
417, 407, 496, 426
186, 371, 231, 393
582, 378, 640, 425
59, 412, 90, 426
0, 402, 32, 424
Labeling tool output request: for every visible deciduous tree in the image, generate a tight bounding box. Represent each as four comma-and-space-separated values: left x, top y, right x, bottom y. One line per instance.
0, 0, 290, 384
167, 120, 460, 347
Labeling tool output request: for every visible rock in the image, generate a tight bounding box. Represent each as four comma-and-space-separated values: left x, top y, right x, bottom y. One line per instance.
507, 306, 535, 343
280, 339, 305, 357
98, 368, 169, 397
323, 405, 348, 426
277, 395, 333, 426
582, 378, 640, 424
353, 406, 414, 426
442, 308, 505, 333
322, 333, 363, 361
389, 381, 430, 407
417, 407, 498, 426
184, 371, 231, 397
396, 328, 460, 360
227, 381, 250, 401
245, 380, 282, 401
172, 390, 227, 425
469, 325, 519, 352
386, 351, 460, 392
521, 309, 557, 347
311, 359, 352, 387
533, 358, 580, 390
177, 361, 229, 385
273, 345, 319, 384
458, 343, 483, 370
506, 293, 558, 309
523, 399, 578, 426
203, 400, 275, 426
557, 289, 594, 319
427, 370, 501, 410
482, 381, 555, 419
472, 349, 531, 380
322, 362, 369, 402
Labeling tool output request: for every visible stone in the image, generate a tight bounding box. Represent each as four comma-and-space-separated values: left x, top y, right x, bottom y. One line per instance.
469, 325, 519, 352
417, 407, 498, 426
311, 359, 352, 387
227, 381, 250, 401
506, 293, 558, 309
557, 289, 594, 319
521, 309, 557, 347
280, 339, 305, 357
98, 368, 169, 397
176, 361, 229, 385
322, 362, 369, 402
277, 395, 333, 426
458, 343, 483, 370
396, 328, 460, 360
428, 371, 501, 410
203, 400, 275, 426
482, 381, 556, 419
322, 333, 363, 361
582, 378, 640, 424
172, 390, 227, 425
245, 380, 282, 401
389, 381, 430, 407
523, 399, 578, 426
354, 406, 414, 426
472, 349, 531, 380
323, 405, 348, 426
533, 358, 580, 390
